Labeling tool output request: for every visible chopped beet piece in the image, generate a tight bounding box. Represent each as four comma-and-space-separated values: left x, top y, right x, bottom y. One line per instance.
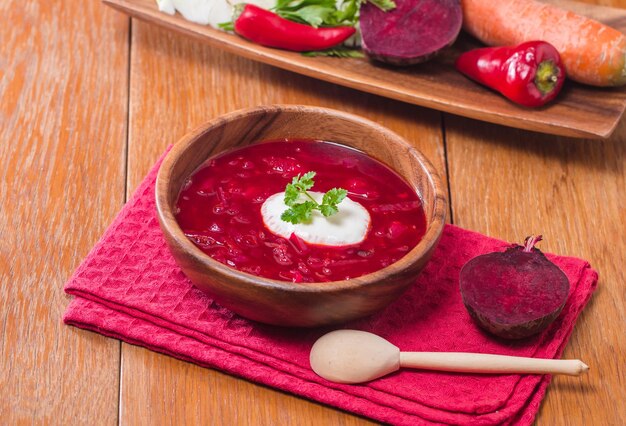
459, 236, 570, 339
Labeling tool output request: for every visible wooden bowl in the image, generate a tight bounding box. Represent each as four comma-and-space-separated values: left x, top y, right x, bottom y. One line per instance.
156, 105, 447, 327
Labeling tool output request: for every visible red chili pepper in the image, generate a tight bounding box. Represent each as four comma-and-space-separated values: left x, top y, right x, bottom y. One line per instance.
455, 41, 565, 108
232, 4, 355, 52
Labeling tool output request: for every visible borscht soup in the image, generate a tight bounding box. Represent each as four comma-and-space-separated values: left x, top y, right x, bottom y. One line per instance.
175, 140, 427, 282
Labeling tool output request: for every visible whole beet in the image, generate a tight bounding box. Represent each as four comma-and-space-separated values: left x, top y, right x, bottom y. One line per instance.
459, 236, 570, 339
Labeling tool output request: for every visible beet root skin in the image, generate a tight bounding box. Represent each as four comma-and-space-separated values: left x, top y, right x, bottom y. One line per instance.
464, 299, 566, 340
359, 0, 462, 66
459, 243, 570, 339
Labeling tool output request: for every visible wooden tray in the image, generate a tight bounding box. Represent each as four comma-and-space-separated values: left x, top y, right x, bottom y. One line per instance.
104, 0, 626, 139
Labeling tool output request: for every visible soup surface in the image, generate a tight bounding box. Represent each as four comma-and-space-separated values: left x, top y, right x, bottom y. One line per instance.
175, 140, 427, 282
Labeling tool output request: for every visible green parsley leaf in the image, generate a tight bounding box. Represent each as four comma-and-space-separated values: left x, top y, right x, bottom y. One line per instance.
297, 171, 316, 191
281, 172, 348, 224
285, 5, 336, 27
274, 0, 359, 28
319, 204, 338, 217
367, 0, 396, 12
275, 0, 336, 11
284, 183, 300, 206
281, 208, 301, 224
323, 187, 348, 206
281, 201, 316, 224
335, 0, 359, 22
275, 0, 396, 29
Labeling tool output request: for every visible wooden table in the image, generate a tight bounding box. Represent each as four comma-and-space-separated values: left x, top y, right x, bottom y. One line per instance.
2, 0, 624, 424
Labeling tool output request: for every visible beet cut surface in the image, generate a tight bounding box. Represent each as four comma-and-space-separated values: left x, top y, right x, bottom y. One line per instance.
459, 236, 570, 339
359, 0, 462, 65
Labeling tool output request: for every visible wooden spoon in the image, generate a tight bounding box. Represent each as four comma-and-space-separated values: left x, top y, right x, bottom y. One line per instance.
309, 330, 589, 384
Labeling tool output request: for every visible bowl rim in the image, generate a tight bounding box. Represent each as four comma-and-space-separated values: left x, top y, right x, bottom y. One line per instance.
156, 104, 447, 293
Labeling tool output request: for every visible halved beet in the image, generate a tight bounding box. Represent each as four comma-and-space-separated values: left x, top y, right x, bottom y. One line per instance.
360, 0, 462, 65
459, 236, 570, 339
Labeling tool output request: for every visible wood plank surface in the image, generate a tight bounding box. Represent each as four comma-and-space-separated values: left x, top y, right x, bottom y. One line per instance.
119, 21, 446, 425
445, 115, 626, 426
2, 0, 625, 425
445, 2, 626, 424
0, 0, 130, 424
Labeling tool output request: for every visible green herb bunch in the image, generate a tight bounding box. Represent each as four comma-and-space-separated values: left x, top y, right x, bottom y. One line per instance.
281, 172, 348, 224
273, 0, 395, 28
273, 0, 395, 57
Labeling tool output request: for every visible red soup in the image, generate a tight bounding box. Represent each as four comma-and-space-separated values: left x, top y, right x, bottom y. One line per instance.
175, 140, 427, 282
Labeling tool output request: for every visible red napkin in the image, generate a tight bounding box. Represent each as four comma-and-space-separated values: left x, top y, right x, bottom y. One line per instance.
63, 150, 597, 426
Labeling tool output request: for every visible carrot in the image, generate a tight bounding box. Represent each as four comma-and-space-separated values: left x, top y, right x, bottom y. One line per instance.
461, 0, 626, 87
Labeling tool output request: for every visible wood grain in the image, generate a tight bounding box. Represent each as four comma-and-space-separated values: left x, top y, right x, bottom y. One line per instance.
445, 116, 626, 425
4, 0, 624, 424
103, 0, 626, 139
0, 0, 129, 424
445, 3, 626, 423
120, 20, 445, 425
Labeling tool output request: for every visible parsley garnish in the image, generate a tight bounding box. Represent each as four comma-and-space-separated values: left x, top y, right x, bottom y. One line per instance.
281, 172, 348, 224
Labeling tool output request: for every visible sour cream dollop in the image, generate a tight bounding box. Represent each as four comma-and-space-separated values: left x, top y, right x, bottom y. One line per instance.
261, 191, 370, 246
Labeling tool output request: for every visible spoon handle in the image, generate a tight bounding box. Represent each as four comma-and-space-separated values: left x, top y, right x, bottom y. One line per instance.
399, 352, 588, 376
